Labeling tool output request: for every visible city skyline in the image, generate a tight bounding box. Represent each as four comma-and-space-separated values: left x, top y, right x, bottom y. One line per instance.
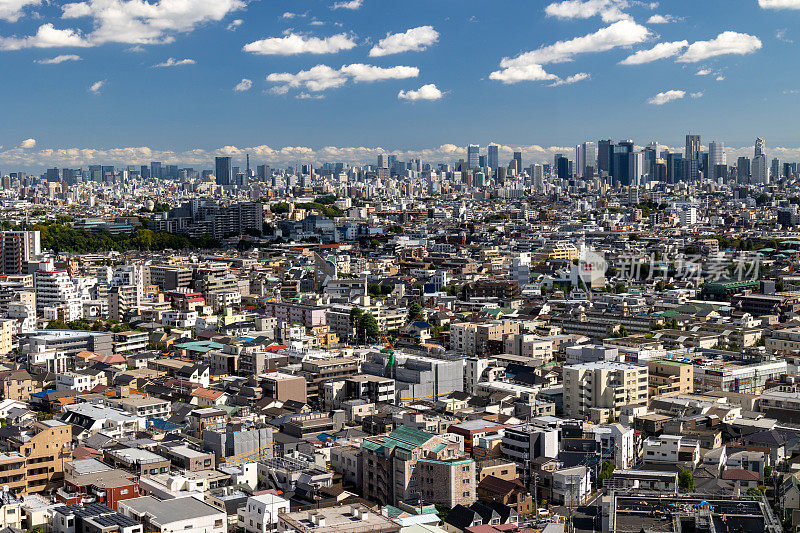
2, 0, 800, 170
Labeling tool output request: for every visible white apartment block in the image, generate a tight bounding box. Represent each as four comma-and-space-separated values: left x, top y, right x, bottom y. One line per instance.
563, 361, 648, 421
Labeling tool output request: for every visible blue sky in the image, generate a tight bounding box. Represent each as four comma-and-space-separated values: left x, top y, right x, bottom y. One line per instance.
1, 0, 799, 170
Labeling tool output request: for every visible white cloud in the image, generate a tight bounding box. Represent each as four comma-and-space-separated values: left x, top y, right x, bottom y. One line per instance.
60, 0, 246, 46
243, 32, 356, 55
677, 31, 762, 63
398, 83, 443, 101
89, 80, 105, 94
0, 0, 41, 22
126, 44, 145, 52
282, 12, 299, 18
35, 53, 82, 64
759, 0, 800, 9
267, 63, 418, 93
696, 68, 711, 75
647, 14, 676, 23
331, 0, 362, 9
690, 91, 704, 98
0, 23, 90, 50
716, 75, 725, 81
297, 92, 325, 99
152, 57, 196, 67
776, 29, 794, 43
226, 19, 243, 31
234, 78, 252, 92
20, 138, 36, 149
369, 26, 439, 57
490, 20, 650, 83
619, 40, 688, 65
648, 89, 685, 105
544, 0, 631, 23
549, 72, 590, 86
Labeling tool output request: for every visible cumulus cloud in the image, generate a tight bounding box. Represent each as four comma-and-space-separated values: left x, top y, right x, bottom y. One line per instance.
759, 0, 800, 8
34, 54, 82, 64
297, 92, 325, 99
20, 138, 36, 149
60, 0, 246, 46
690, 91, 704, 98
398, 83, 443, 101
647, 14, 677, 23
226, 19, 243, 31
619, 40, 688, 65
776, 29, 793, 43
648, 89, 685, 105
677, 31, 762, 63
544, 0, 631, 23
267, 63, 418, 94
331, 0, 362, 9
88, 80, 104, 94
490, 20, 650, 83
234, 78, 252, 92
696, 68, 711, 75
0, 0, 41, 22
369, 26, 439, 57
0, 23, 90, 50
548, 72, 590, 86
152, 57, 196, 67
243, 32, 356, 55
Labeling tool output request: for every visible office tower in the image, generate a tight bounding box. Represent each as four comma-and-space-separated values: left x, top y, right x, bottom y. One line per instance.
753, 154, 768, 184
629, 151, 644, 187
215, 156, 232, 186
487, 145, 499, 169
613, 140, 634, 186
0, 231, 40, 275
575, 145, 585, 178
755, 137, 765, 158
387, 155, 397, 170
150, 161, 162, 180
771, 158, 782, 181
598, 139, 614, 176
513, 151, 522, 175
257, 164, 270, 180
478, 155, 487, 168
685, 134, 700, 181
583, 142, 597, 177
531, 164, 544, 193
643, 146, 656, 180
140, 165, 150, 179
667, 153, 684, 184
246, 154, 251, 179
737, 157, 751, 183
555, 154, 570, 180
377, 154, 387, 168
467, 144, 480, 169
708, 141, 725, 181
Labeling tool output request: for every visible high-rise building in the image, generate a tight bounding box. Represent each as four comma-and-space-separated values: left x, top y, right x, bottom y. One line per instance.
215, 156, 232, 186
737, 157, 751, 183
598, 139, 614, 177
685, 134, 701, 181
467, 144, 480, 169
753, 154, 768, 184
708, 141, 726, 181
583, 142, 597, 177
613, 140, 634, 186
0, 231, 40, 275
575, 145, 585, 178
755, 137, 765, 158
771, 158, 782, 181
563, 361, 648, 420
555, 154, 570, 179
377, 154, 387, 168
513, 151, 522, 175
487, 144, 499, 169
150, 161, 162, 180
34, 259, 82, 321
629, 151, 644, 187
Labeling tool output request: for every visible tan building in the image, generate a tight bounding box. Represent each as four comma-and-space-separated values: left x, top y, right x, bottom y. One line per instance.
0, 369, 40, 402
261, 372, 307, 404
647, 360, 694, 396
563, 361, 648, 422
0, 319, 14, 355
450, 320, 520, 355
476, 459, 517, 483
299, 357, 359, 403
3, 420, 72, 494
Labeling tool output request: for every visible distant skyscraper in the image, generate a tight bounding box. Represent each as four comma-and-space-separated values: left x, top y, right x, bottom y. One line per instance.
377, 154, 387, 168
467, 144, 480, 169
513, 151, 522, 175
771, 158, 781, 181
629, 151, 644, 187
613, 140, 634, 186
487, 145, 499, 169
598, 139, 614, 176
755, 137, 765, 158
685, 134, 701, 181
215, 156, 232, 186
555, 154, 570, 180
737, 157, 751, 183
583, 142, 597, 177
708, 141, 725, 181
753, 154, 768, 184
575, 145, 585, 178
150, 161, 162, 180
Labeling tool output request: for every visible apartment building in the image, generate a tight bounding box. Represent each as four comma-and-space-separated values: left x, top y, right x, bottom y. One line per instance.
361, 426, 476, 508
647, 359, 694, 396
298, 357, 359, 404
500, 425, 558, 484
0, 231, 40, 276
450, 321, 520, 355
563, 361, 648, 422
3, 420, 73, 494
260, 372, 308, 404
643, 435, 701, 468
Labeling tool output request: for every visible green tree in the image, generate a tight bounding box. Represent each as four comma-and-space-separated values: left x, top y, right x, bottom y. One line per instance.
408, 302, 424, 322
598, 461, 615, 481
678, 468, 694, 492
357, 313, 380, 344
